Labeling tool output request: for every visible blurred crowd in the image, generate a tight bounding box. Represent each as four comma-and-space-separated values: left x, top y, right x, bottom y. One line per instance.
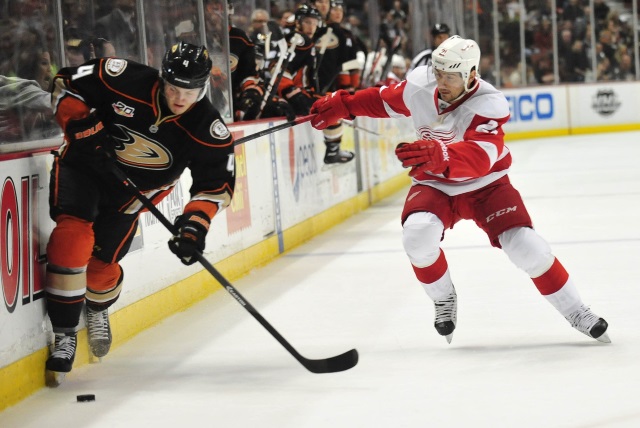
493, 0, 637, 86
0, 0, 637, 144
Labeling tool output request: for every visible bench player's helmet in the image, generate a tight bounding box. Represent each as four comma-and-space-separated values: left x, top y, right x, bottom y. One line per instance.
295, 3, 322, 25
431, 23, 451, 38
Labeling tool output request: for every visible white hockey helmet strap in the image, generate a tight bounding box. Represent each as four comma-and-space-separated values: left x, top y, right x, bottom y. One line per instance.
432, 35, 480, 89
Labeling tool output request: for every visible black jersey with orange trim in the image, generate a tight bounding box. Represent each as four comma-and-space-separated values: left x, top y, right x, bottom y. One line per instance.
51, 58, 235, 217
278, 31, 316, 96
229, 26, 260, 94
313, 23, 358, 92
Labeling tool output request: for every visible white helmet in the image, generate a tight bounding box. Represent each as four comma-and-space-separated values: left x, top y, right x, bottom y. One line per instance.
432, 35, 480, 88
391, 54, 406, 72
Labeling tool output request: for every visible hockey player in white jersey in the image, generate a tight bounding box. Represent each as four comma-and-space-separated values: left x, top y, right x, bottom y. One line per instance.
309, 35, 610, 344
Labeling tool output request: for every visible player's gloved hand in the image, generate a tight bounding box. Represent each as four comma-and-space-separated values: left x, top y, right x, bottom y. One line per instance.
63, 113, 114, 162
271, 97, 296, 121
65, 113, 112, 154
309, 89, 354, 130
168, 211, 210, 265
282, 87, 315, 113
235, 87, 263, 121
395, 140, 450, 176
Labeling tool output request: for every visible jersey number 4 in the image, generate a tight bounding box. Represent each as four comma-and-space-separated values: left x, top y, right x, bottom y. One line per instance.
71, 65, 95, 81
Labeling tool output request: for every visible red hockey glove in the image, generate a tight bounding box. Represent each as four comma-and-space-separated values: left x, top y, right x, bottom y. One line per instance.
310, 89, 354, 130
395, 140, 450, 176
168, 211, 210, 265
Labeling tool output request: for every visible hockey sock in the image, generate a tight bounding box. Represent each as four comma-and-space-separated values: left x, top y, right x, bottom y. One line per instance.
412, 250, 454, 300
532, 258, 583, 316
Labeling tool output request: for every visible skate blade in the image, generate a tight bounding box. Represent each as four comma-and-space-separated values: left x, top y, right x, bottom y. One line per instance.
595, 332, 611, 343
321, 161, 353, 171
90, 354, 103, 364
321, 163, 342, 171
45, 370, 66, 387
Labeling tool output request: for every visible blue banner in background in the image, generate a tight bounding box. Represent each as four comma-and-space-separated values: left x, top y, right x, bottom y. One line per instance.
506, 93, 554, 122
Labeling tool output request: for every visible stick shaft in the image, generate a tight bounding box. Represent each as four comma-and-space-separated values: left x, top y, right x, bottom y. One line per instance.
106, 160, 357, 373
234, 114, 314, 145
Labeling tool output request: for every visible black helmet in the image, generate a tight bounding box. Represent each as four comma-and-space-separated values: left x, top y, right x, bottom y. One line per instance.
295, 4, 322, 24
161, 42, 212, 89
431, 23, 451, 37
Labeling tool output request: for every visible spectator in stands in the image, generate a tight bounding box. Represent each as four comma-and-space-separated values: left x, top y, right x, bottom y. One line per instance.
593, 0, 610, 30
532, 15, 553, 55
562, 39, 589, 82
93, 0, 138, 60
65, 36, 116, 67
532, 52, 555, 84
595, 49, 614, 81
249, 9, 270, 40
612, 52, 634, 81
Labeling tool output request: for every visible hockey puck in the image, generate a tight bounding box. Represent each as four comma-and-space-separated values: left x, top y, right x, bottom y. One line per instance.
76, 394, 95, 402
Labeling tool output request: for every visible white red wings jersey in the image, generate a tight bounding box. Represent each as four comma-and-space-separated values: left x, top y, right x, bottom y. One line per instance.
347, 65, 511, 196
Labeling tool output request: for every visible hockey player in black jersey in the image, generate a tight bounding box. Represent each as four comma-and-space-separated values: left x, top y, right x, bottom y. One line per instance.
312, 0, 360, 165
226, 1, 294, 121
45, 42, 235, 384
276, 5, 321, 113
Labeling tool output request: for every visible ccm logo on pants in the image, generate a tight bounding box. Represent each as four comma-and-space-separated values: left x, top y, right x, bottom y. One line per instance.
486, 206, 517, 223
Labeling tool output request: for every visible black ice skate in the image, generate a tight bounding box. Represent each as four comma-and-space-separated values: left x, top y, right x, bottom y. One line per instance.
564, 304, 610, 343
323, 142, 355, 167
87, 306, 112, 358
45, 333, 77, 386
433, 288, 457, 343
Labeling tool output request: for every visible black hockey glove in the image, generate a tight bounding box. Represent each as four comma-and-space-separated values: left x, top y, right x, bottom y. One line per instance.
283, 88, 317, 113
271, 97, 296, 121
235, 87, 263, 121
62, 113, 114, 163
168, 211, 210, 266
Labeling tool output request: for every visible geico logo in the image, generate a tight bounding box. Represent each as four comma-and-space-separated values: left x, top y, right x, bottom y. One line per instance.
486, 206, 517, 223
506, 93, 553, 122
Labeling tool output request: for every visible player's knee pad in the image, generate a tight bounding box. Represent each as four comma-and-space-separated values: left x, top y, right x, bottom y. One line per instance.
499, 226, 555, 277
46, 214, 94, 268
86, 258, 124, 309
402, 212, 444, 267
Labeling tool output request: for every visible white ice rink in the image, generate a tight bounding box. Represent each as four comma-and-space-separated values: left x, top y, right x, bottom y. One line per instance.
2, 131, 640, 428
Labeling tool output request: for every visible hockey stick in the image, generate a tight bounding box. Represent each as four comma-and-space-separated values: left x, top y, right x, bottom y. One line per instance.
234, 113, 314, 145
378, 36, 403, 85
256, 33, 303, 119
104, 157, 358, 374
313, 27, 333, 93
342, 119, 380, 136
360, 37, 380, 88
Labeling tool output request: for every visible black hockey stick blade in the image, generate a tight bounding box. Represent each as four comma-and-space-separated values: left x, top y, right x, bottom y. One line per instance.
195, 253, 359, 374
300, 348, 359, 374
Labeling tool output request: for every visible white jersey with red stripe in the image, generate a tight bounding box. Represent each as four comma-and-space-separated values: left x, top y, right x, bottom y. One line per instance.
354, 65, 512, 196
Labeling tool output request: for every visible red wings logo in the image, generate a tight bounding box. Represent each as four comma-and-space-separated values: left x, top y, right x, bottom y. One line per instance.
417, 125, 456, 144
